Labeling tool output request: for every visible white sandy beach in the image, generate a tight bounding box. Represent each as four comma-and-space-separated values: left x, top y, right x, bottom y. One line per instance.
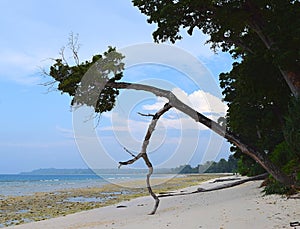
8, 179, 300, 229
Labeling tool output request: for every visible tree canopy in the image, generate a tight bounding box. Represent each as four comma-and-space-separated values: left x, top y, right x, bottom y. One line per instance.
133, 0, 300, 97
133, 0, 300, 191
50, 47, 124, 113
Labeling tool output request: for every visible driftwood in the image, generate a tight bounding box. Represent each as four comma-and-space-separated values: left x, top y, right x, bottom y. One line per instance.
158, 173, 268, 198
197, 173, 268, 192
212, 177, 241, 183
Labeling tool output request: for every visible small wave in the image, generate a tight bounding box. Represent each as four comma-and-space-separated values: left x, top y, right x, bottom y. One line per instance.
39, 179, 60, 182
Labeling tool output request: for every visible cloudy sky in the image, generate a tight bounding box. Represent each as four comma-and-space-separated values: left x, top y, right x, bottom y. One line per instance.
0, 0, 234, 174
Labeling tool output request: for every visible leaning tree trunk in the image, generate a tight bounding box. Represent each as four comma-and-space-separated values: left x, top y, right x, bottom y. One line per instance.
252, 24, 300, 98
279, 69, 300, 98
243, 1, 300, 98
108, 81, 295, 187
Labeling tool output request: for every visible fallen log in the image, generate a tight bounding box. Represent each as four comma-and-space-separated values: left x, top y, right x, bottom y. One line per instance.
158, 173, 268, 198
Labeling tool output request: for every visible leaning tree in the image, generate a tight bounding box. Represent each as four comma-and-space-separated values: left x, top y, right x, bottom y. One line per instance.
131, 0, 300, 187
46, 0, 300, 214
48, 45, 296, 214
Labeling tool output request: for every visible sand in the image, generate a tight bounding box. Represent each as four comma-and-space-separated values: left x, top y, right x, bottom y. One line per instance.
8, 178, 300, 229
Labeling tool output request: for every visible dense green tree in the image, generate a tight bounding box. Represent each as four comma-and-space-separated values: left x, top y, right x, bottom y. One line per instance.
133, 0, 300, 97
219, 53, 292, 176
205, 156, 238, 173
132, 0, 300, 189
172, 156, 238, 174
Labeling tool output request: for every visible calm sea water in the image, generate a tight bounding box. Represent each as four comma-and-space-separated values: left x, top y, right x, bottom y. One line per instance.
0, 174, 148, 196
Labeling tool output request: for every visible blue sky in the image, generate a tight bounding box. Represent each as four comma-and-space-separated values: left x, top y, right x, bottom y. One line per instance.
0, 0, 234, 174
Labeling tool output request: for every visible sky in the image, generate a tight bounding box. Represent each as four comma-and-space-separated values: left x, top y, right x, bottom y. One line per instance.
0, 0, 234, 174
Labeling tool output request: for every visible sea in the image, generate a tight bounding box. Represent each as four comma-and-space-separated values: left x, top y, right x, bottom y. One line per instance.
0, 173, 150, 196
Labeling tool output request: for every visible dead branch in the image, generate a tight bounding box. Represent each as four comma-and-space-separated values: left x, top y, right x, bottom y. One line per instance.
137, 112, 155, 117
68, 32, 80, 66
123, 147, 137, 158
119, 103, 172, 214
59, 46, 68, 65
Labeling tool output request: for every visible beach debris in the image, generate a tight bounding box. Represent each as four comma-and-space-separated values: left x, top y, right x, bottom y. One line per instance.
116, 205, 127, 208
290, 221, 300, 228
211, 177, 241, 183
158, 173, 268, 198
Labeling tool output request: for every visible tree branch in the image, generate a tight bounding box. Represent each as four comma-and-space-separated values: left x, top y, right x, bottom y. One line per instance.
137, 112, 155, 117
122, 147, 137, 158
108, 81, 294, 186
119, 103, 172, 214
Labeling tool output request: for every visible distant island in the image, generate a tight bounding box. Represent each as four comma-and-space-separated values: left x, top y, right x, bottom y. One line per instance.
19, 168, 155, 175
20, 156, 237, 175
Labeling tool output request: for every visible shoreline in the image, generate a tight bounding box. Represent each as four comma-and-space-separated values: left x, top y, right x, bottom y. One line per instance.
6, 179, 300, 229
1, 174, 224, 228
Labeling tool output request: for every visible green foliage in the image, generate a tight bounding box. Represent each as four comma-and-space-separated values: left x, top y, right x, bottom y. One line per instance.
283, 98, 300, 158
297, 172, 300, 185
133, 0, 300, 70
133, 0, 299, 185
220, 55, 291, 149
269, 142, 295, 171
220, 54, 291, 177
174, 165, 199, 174
49, 47, 124, 113
268, 99, 300, 188
173, 156, 238, 174
205, 156, 238, 173
263, 177, 292, 195
236, 156, 265, 177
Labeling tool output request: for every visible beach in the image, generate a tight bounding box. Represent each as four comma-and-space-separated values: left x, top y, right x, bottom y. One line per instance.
6, 178, 300, 229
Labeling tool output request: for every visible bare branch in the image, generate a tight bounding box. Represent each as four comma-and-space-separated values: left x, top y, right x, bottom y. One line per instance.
59, 46, 68, 64
118, 147, 137, 168
123, 147, 137, 158
143, 154, 159, 215
119, 103, 172, 166
68, 32, 81, 66
119, 103, 172, 214
137, 112, 155, 117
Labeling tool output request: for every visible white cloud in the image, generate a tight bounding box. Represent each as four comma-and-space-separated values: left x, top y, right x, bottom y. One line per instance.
142, 88, 227, 124
188, 89, 227, 115
0, 51, 42, 85
142, 97, 168, 111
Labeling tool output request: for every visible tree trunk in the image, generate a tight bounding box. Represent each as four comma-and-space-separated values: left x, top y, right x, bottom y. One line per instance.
251, 24, 300, 98
279, 69, 300, 98
243, 1, 300, 98
109, 81, 295, 187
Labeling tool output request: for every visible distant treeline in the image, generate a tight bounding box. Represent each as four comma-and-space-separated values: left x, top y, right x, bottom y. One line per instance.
20, 156, 237, 175
172, 155, 238, 174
